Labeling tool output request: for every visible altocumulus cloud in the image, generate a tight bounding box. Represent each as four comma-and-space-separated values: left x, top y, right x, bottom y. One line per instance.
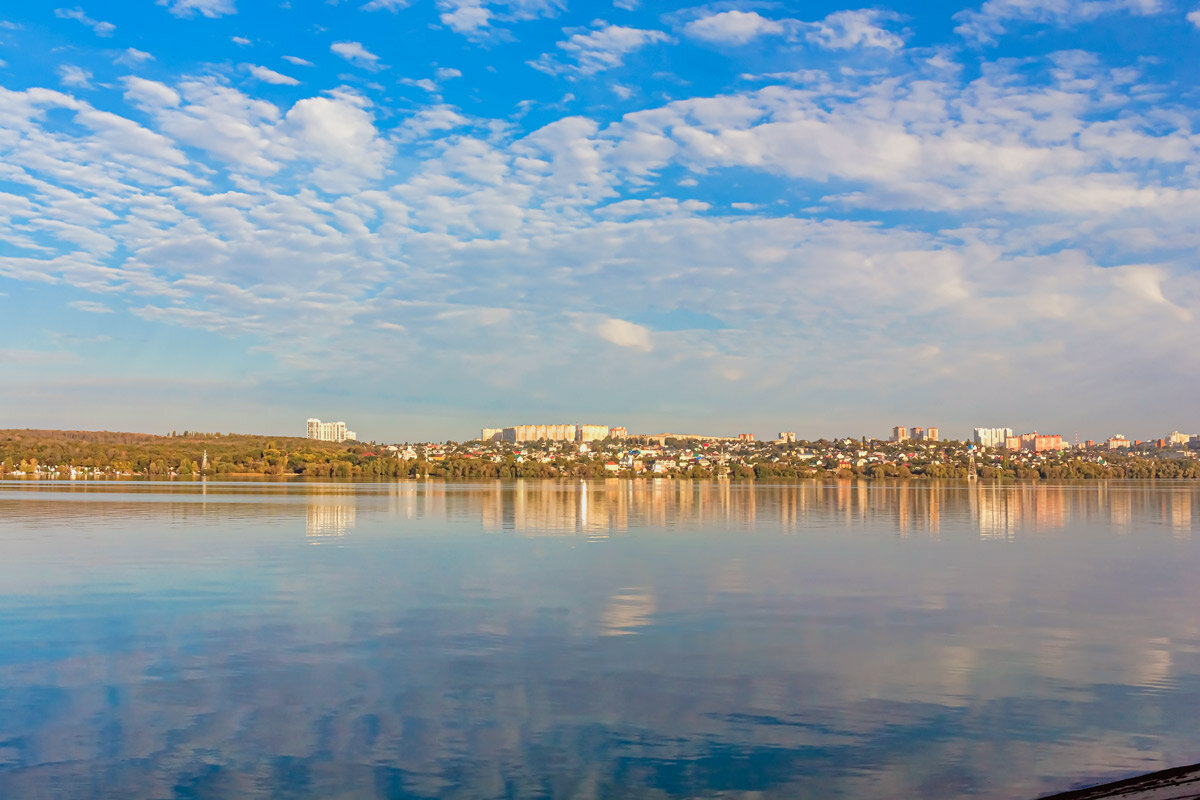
1, 0, 1198, 437
530, 22, 670, 76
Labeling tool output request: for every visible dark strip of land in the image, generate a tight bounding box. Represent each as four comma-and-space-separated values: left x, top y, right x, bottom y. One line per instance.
1037, 763, 1200, 799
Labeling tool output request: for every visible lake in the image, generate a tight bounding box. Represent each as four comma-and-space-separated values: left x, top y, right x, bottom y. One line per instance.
0, 479, 1198, 799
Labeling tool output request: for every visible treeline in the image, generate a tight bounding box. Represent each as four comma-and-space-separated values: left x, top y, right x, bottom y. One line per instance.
0, 429, 366, 476
346, 457, 1200, 481
975, 460, 1200, 480
0, 430, 620, 479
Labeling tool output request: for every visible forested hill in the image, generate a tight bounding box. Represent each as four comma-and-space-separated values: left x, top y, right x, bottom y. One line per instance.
0, 429, 372, 477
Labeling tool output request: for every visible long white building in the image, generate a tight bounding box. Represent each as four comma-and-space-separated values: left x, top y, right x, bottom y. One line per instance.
481, 423, 614, 443
307, 418, 356, 443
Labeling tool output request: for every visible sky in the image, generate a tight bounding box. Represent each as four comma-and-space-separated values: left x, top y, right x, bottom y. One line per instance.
0, 0, 1197, 443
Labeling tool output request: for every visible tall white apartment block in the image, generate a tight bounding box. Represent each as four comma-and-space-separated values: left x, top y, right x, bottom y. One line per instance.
974, 427, 1013, 448
307, 418, 354, 443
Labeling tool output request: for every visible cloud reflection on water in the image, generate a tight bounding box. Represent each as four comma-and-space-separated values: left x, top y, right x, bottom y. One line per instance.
0, 480, 1197, 799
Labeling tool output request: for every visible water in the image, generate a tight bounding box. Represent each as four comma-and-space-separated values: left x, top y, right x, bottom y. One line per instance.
0, 480, 1198, 799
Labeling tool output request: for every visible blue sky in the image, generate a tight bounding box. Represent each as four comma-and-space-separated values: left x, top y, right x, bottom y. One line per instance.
0, 0, 1197, 442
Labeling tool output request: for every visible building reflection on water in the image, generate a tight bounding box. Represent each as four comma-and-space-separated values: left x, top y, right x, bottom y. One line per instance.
368, 479, 1198, 540
305, 501, 356, 539
0, 479, 1192, 542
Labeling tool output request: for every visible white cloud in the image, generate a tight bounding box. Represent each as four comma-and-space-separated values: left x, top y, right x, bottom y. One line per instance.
283, 55, 314, 67
1110, 264, 1192, 321
58, 64, 93, 88
595, 317, 653, 351
330, 41, 382, 69
955, 0, 1163, 43
402, 77, 438, 92
129, 78, 284, 172
232, 35, 251, 45
54, 7, 115, 37
440, 2, 491, 33
122, 75, 182, 109
1188, 8, 1200, 26
394, 103, 472, 141
157, 0, 237, 17
436, 66, 462, 80
115, 48, 154, 66
284, 90, 391, 190
435, 306, 512, 325
804, 9, 904, 50
683, 10, 785, 45
436, 0, 565, 36
531, 22, 670, 77
246, 64, 300, 85
681, 8, 902, 51
68, 299, 114, 313
361, 0, 409, 9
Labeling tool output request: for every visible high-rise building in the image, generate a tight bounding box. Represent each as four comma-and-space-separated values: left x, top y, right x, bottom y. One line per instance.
737, 433, 755, 442
1032, 433, 1063, 452
895, 426, 938, 442
1107, 435, 1131, 450
925, 427, 940, 441
1168, 431, 1192, 446
307, 418, 353, 443
778, 431, 796, 443
610, 427, 628, 438
481, 428, 503, 442
1007, 431, 1064, 451
974, 427, 1013, 448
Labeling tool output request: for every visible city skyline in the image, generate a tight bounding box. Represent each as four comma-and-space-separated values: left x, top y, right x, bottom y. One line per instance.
305, 415, 1190, 446
0, 2, 1198, 440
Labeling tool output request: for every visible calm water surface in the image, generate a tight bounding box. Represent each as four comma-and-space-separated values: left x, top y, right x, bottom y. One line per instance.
1, 479, 1198, 799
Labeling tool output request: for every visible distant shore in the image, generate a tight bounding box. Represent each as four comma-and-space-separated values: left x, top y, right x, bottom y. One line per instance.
2, 428, 1198, 482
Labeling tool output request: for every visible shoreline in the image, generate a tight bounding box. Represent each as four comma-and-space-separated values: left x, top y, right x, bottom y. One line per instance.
1037, 762, 1200, 799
